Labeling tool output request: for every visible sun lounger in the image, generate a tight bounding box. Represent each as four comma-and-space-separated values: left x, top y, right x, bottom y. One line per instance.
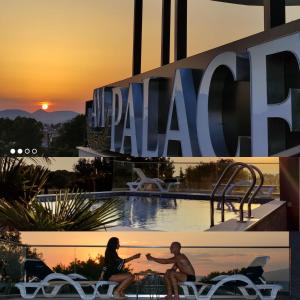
213, 182, 276, 199
180, 274, 281, 300
127, 168, 180, 192
15, 259, 118, 300
180, 256, 282, 300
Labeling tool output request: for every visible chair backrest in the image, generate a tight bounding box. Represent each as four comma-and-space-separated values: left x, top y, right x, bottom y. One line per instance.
24, 259, 53, 281
241, 266, 265, 284
258, 186, 276, 196
133, 168, 147, 180
233, 180, 276, 196
249, 256, 270, 268
242, 256, 270, 284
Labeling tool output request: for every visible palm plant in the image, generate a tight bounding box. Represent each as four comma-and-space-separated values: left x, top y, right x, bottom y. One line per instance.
0, 191, 124, 231
0, 157, 124, 231
0, 157, 49, 205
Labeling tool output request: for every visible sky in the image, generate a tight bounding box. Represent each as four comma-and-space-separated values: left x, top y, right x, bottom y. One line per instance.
0, 0, 300, 113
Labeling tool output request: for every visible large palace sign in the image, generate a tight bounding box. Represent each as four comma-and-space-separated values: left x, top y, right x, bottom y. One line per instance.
86, 1, 300, 157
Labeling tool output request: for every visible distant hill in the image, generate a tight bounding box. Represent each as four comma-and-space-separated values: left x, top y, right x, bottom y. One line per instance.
264, 268, 289, 282
0, 109, 79, 125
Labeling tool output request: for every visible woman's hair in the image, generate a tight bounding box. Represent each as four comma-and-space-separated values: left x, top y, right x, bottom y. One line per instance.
105, 237, 119, 263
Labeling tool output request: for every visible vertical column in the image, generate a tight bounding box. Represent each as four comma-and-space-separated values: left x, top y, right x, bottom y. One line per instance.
264, 0, 285, 30
174, 0, 187, 61
279, 157, 300, 231
161, 0, 171, 66
132, 0, 143, 75
290, 232, 300, 299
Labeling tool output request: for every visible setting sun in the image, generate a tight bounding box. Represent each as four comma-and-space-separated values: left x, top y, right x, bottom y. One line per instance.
42, 103, 49, 110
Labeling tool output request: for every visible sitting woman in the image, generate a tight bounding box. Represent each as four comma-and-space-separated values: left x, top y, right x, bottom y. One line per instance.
101, 237, 141, 299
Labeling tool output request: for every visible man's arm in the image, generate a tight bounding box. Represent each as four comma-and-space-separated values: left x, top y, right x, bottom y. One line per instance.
146, 254, 176, 264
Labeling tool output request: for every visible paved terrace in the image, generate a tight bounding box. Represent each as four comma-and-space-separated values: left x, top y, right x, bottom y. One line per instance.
4, 296, 291, 300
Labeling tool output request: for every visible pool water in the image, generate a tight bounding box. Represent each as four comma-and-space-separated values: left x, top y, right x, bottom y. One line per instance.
94, 196, 261, 231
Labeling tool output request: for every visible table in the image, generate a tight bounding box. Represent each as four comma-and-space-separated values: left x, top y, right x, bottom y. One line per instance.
135, 272, 165, 300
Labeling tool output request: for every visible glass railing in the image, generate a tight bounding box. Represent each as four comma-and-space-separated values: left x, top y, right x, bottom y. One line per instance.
112, 159, 280, 195
0, 239, 290, 297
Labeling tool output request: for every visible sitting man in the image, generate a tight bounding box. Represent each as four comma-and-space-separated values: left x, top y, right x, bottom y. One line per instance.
146, 242, 195, 300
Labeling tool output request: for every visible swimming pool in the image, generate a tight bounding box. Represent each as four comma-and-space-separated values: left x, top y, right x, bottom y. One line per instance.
92, 196, 261, 231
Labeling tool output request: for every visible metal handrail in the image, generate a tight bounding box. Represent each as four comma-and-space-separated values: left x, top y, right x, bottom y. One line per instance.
238, 165, 257, 223
210, 162, 259, 227
247, 165, 264, 218
219, 165, 244, 222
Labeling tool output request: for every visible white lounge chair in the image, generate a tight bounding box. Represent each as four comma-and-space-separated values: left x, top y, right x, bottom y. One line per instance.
215, 180, 276, 212
214, 181, 276, 197
180, 256, 282, 300
229, 180, 277, 198
15, 259, 118, 300
127, 168, 180, 192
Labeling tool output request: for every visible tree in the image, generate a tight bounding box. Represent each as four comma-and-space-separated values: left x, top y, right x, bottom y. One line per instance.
54, 255, 131, 280
50, 115, 86, 156
0, 231, 41, 282
74, 159, 95, 177
54, 255, 105, 280
181, 159, 248, 190
73, 158, 114, 192
46, 170, 75, 190
0, 118, 43, 154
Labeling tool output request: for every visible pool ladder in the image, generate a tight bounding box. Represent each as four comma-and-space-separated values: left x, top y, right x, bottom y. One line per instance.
210, 162, 264, 227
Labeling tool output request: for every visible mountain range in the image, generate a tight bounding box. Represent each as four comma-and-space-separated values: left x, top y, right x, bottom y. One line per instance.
0, 109, 79, 125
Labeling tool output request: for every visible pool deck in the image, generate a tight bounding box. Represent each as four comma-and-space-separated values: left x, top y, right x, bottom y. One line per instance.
208, 199, 286, 231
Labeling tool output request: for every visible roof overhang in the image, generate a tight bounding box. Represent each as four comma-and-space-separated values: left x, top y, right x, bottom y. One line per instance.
212, 0, 300, 5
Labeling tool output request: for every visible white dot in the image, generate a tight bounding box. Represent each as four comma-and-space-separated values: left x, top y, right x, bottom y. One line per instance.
10, 149, 16, 154
25, 149, 30, 154
32, 149, 37, 154
17, 149, 23, 154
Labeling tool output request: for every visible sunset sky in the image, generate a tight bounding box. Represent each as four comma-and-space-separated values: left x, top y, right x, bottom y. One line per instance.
1, 0, 300, 113
21, 232, 289, 276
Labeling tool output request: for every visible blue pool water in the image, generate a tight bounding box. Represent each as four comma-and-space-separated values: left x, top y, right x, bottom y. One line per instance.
93, 196, 261, 231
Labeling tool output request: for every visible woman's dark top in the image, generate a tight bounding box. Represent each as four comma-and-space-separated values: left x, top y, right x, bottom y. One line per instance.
103, 251, 125, 281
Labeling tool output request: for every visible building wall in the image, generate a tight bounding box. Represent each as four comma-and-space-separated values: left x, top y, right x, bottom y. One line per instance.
290, 232, 300, 299
280, 158, 300, 231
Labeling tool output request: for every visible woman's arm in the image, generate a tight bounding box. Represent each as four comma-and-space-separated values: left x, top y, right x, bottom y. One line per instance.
124, 253, 141, 263
99, 269, 104, 280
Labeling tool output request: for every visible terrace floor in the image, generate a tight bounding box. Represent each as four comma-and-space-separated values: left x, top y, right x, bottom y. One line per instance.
4, 296, 292, 300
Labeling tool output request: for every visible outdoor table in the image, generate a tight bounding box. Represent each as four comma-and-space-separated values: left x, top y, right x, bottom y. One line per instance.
134, 272, 165, 300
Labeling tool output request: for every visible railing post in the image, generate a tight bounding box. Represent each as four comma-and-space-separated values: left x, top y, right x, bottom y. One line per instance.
220, 165, 244, 223
238, 165, 256, 223
247, 165, 264, 219
280, 157, 300, 231
211, 162, 258, 227
264, 0, 285, 30
174, 0, 187, 60
132, 0, 143, 75
161, 0, 171, 66
290, 232, 300, 298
